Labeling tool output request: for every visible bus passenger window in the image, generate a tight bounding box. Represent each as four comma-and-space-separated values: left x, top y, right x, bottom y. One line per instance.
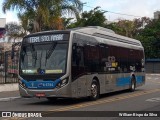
71, 44, 85, 80
72, 45, 83, 66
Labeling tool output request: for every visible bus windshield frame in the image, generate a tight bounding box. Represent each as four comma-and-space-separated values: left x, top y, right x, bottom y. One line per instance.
19, 33, 70, 80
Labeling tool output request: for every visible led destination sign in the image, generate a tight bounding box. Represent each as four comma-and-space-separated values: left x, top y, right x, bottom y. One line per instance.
24, 34, 69, 43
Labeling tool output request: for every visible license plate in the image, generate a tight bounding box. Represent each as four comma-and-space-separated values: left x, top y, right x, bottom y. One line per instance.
35, 93, 45, 97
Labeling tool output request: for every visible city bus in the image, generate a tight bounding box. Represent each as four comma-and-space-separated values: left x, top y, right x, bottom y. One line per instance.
16, 26, 145, 101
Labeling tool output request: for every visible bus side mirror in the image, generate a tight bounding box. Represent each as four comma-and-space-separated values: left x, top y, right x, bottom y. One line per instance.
11, 46, 15, 60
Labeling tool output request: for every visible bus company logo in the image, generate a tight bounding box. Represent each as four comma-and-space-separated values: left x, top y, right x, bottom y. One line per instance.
40, 69, 45, 75
2, 112, 11, 117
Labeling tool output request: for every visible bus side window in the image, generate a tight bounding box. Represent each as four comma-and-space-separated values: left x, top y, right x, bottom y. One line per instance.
71, 44, 85, 80
72, 44, 82, 66
72, 44, 77, 64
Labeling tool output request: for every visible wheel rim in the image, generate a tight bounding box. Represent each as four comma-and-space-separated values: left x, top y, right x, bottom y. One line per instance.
91, 84, 98, 98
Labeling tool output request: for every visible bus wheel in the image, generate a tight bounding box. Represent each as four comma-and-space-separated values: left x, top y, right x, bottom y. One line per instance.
130, 78, 136, 92
90, 80, 99, 100
47, 97, 57, 102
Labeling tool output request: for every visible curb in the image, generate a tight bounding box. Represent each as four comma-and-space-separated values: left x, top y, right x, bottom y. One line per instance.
0, 83, 19, 92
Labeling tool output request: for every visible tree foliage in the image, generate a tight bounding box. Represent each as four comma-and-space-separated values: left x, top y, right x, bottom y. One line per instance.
68, 7, 106, 28
106, 17, 160, 58
136, 19, 160, 58
5, 22, 26, 42
105, 20, 135, 37
3, 0, 82, 32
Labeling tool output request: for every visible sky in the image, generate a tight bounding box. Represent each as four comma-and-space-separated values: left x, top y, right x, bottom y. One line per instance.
82, 0, 160, 21
0, 0, 160, 23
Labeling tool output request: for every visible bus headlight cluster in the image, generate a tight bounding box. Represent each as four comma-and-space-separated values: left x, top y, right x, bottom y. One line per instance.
56, 79, 68, 88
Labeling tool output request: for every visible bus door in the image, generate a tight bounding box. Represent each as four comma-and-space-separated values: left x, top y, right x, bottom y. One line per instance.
99, 44, 113, 92
72, 44, 87, 97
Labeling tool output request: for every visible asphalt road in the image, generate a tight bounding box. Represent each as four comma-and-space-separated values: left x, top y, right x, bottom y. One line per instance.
0, 74, 160, 120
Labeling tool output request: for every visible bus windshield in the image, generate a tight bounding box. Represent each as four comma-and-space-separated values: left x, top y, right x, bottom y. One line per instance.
20, 42, 68, 75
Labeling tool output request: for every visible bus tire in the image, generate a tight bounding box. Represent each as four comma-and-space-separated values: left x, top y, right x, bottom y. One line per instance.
90, 80, 100, 101
130, 77, 136, 92
47, 97, 57, 102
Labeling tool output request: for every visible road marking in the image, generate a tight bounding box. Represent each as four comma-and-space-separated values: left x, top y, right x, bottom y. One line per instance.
42, 88, 160, 115
147, 80, 160, 84
0, 96, 21, 102
146, 97, 160, 102
148, 74, 160, 76
1, 88, 160, 120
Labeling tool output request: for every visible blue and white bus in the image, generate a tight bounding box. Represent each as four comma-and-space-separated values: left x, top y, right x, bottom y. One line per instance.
17, 26, 145, 101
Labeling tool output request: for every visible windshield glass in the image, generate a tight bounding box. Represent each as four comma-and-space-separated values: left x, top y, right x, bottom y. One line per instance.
20, 42, 68, 75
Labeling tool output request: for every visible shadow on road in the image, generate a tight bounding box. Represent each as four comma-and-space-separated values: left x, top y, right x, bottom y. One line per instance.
25, 88, 145, 106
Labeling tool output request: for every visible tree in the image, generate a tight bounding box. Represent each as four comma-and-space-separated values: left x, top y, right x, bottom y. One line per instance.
105, 19, 136, 38
5, 22, 26, 43
105, 17, 151, 38
133, 17, 151, 37
136, 19, 160, 58
104, 17, 159, 59
105, 20, 135, 38
3, 0, 82, 32
68, 7, 106, 28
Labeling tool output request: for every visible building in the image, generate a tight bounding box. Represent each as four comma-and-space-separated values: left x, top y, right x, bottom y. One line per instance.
154, 11, 160, 19
0, 18, 6, 43
0, 18, 6, 28
146, 59, 160, 73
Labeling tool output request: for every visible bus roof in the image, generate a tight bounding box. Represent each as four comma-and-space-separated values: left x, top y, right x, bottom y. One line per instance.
70, 26, 142, 47
24, 26, 142, 48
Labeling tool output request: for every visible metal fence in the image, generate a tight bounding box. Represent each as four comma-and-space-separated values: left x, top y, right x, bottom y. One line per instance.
0, 51, 19, 84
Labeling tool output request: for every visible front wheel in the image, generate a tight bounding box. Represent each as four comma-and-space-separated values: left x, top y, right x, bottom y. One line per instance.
90, 80, 99, 101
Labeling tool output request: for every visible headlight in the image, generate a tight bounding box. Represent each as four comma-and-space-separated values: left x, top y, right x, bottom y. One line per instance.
56, 78, 68, 88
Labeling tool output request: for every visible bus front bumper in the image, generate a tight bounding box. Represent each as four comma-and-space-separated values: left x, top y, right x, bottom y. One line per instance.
19, 84, 71, 98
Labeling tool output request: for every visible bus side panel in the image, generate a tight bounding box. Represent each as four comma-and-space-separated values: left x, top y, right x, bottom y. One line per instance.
71, 76, 87, 98
135, 73, 145, 87
77, 76, 87, 97
71, 79, 78, 98
71, 74, 106, 97
116, 73, 131, 91
98, 74, 106, 94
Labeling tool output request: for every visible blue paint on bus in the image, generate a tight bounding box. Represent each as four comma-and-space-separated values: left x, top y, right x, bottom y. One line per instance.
22, 79, 61, 89
116, 76, 143, 87
136, 76, 143, 84
116, 77, 131, 87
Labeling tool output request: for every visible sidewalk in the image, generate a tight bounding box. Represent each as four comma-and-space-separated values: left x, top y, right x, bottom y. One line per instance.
0, 83, 19, 92
0, 83, 19, 98
0, 90, 20, 98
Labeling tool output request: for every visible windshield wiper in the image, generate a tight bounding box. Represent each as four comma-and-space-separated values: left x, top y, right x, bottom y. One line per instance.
31, 44, 37, 60
46, 42, 57, 59
30, 44, 37, 67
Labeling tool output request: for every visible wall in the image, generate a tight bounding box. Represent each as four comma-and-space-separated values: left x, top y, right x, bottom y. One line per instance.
145, 59, 160, 73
